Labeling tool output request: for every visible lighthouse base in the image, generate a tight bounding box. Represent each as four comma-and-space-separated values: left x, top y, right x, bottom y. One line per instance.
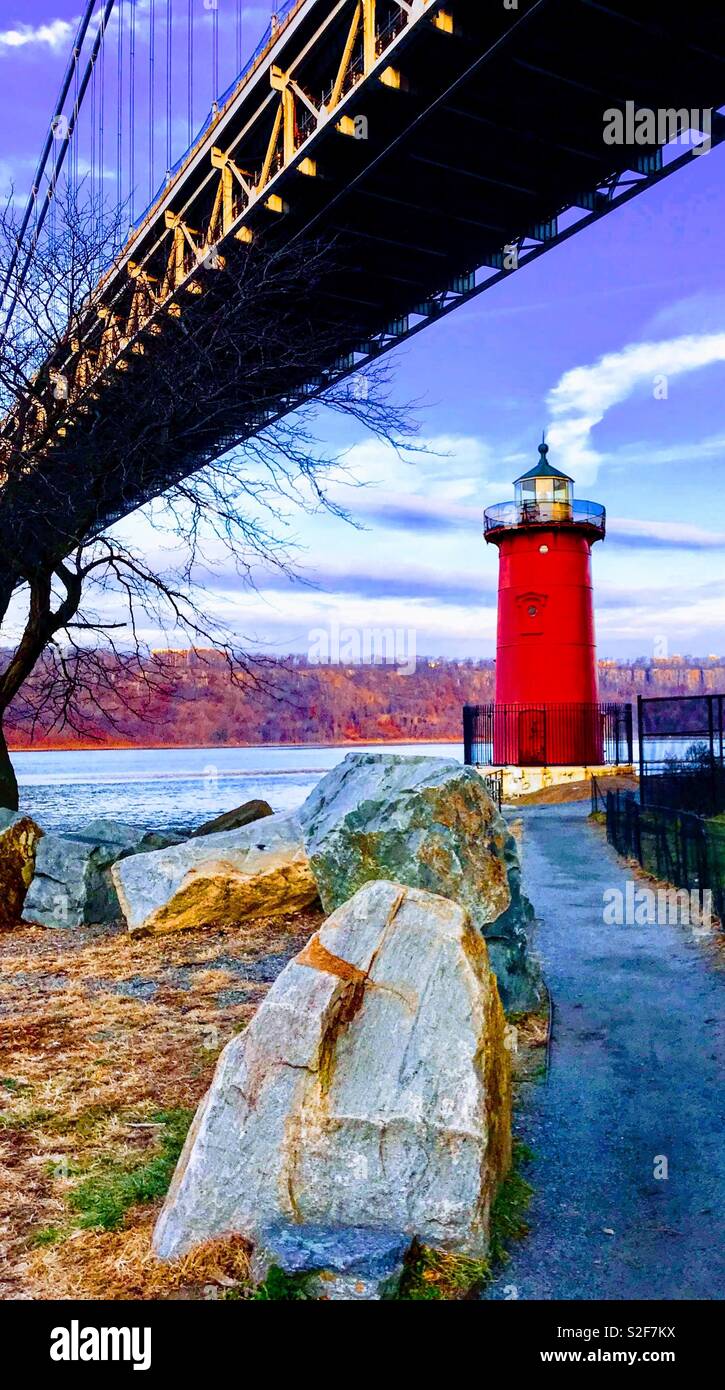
481, 763, 634, 802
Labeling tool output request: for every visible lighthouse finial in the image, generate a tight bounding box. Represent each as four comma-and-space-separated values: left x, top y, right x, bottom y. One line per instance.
539, 430, 548, 458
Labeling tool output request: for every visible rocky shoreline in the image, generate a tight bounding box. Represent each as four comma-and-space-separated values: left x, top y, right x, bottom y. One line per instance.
1, 752, 541, 1299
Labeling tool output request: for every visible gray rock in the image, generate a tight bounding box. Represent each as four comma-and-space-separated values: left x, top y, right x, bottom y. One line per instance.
192, 799, 274, 838
252, 1223, 410, 1300
77, 819, 183, 853
23, 820, 181, 929
112, 812, 317, 936
299, 752, 540, 1012
153, 880, 512, 1268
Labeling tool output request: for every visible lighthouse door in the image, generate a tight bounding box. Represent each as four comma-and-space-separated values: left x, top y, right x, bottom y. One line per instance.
519, 706, 547, 765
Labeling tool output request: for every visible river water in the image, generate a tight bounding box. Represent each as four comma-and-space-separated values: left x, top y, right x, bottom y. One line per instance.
13, 743, 464, 836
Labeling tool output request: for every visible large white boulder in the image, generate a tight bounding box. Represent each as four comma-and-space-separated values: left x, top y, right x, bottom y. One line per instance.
153, 880, 512, 1268
112, 813, 318, 936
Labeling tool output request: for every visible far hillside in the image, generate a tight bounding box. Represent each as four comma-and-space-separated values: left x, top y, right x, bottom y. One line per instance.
3, 653, 724, 751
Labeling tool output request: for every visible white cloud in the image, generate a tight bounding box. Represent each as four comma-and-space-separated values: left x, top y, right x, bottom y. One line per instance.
0, 19, 76, 55
597, 593, 725, 645
326, 434, 517, 520
607, 517, 725, 549
546, 333, 725, 484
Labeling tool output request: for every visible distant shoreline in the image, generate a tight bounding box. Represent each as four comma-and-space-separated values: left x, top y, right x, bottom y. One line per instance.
10, 737, 463, 756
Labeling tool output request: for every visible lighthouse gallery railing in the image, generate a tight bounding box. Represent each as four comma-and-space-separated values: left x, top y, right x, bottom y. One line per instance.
483, 499, 606, 536
463, 702, 633, 768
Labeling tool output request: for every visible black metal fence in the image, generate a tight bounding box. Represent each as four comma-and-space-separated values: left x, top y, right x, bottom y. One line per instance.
463, 702, 633, 768
590, 774, 609, 815
480, 770, 503, 809
606, 788, 724, 925
638, 694, 725, 816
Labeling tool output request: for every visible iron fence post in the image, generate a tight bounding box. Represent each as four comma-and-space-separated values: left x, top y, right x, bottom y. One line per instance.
637, 695, 645, 800
463, 704, 475, 767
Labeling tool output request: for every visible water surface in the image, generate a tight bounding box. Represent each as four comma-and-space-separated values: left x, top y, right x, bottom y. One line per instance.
14, 742, 463, 835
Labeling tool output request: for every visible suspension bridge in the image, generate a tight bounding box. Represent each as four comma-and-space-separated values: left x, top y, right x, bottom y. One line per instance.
2, 0, 725, 554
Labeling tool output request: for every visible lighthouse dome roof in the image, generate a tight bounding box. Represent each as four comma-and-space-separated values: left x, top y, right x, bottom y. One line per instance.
515, 439, 574, 485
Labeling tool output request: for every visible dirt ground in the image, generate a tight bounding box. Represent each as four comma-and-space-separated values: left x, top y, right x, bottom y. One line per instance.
0, 905, 323, 1300
0, 896, 547, 1302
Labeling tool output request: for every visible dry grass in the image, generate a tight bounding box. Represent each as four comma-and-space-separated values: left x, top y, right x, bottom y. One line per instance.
0, 905, 322, 1300
514, 1009, 549, 1050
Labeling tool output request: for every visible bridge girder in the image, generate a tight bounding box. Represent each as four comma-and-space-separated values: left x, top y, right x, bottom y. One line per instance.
3, 0, 725, 540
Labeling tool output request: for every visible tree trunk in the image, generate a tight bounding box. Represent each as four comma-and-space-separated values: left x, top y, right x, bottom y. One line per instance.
0, 719, 18, 812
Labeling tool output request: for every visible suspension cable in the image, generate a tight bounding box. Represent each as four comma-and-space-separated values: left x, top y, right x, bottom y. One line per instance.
0, 0, 98, 316
2, 0, 118, 337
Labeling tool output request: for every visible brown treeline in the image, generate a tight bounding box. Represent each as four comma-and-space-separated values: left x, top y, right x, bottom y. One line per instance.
5, 652, 725, 751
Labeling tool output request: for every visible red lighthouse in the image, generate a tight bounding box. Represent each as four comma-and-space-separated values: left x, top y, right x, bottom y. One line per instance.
484, 439, 606, 766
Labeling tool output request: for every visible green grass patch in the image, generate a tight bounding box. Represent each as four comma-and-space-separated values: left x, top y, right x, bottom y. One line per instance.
0, 1077, 30, 1094
67, 1107, 194, 1232
47, 1103, 120, 1139
488, 1139, 535, 1267
0, 1107, 53, 1131
44, 1157, 81, 1179
253, 1266, 312, 1301
397, 1244, 490, 1301
29, 1226, 64, 1249
396, 1139, 535, 1300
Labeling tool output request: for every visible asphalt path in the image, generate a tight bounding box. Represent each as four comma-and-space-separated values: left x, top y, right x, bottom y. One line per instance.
485, 802, 725, 1300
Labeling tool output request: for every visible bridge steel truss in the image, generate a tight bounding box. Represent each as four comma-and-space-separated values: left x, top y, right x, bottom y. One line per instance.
5, 0, 725, 533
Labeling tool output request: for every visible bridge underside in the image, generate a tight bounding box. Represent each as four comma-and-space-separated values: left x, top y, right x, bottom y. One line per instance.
282, 0, 725, 339
3, 0, 725, 569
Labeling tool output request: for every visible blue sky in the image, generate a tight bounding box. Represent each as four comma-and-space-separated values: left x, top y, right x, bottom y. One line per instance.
2, 3, 725, 661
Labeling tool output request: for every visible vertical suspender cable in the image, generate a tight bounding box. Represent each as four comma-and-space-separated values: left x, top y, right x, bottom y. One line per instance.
149, 0, 155, 200
187, 0, 193, 141
129, 0, 136, 219
166, 0, 172, 176
236, 0, 242, 79
117, 0, 124, 211
72, 47, 80, 194
99, 6, 106, 206
90, 55, 97, 205
188, 0, 193, 146
213, 0, 219, 104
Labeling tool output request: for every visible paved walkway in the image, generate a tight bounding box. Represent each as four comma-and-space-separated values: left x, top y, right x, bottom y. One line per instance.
486, 803, 725, 1300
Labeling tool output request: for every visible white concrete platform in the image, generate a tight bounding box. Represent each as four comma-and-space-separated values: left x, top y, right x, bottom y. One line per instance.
480, 763, 635, 801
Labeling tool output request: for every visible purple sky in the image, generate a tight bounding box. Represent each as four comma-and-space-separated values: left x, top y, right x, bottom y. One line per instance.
2, 3, 725, 661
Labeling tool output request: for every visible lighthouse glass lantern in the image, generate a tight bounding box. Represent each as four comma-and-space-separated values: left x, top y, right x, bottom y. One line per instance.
514, 440, 574, 523
484, 439, 606, 766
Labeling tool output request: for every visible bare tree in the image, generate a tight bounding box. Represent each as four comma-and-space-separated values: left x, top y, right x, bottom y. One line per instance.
0, 185, 418, 810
